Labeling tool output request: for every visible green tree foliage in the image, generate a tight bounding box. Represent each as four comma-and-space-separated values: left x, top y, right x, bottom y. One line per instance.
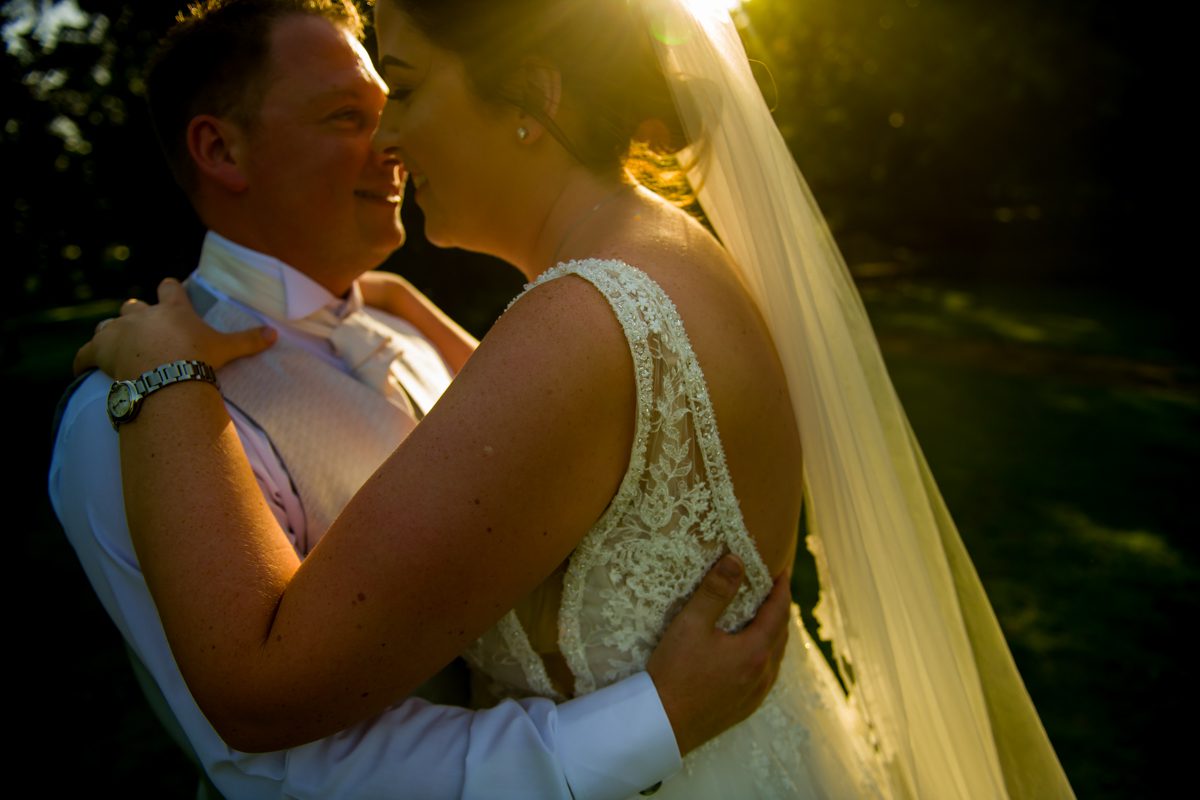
3, 1, 201, 320
740, 0, 1137, 266
2, 0, 1146, 322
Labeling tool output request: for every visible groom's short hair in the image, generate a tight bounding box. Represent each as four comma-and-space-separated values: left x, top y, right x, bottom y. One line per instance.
146, 0, 365, 193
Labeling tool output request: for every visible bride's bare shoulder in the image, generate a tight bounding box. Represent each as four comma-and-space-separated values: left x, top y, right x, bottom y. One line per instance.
612, 189, 744, 298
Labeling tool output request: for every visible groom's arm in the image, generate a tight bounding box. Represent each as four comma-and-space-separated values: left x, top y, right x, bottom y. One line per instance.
286, 554, 789, 800
281, 679, 676, 800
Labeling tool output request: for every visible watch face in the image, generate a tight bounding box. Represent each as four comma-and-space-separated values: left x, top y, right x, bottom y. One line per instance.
107, 382, 137, 421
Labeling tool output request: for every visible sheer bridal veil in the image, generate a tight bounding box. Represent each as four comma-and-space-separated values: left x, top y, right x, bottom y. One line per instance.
644, 2, 1075, 797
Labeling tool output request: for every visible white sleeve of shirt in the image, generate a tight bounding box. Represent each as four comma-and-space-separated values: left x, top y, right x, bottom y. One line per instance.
48, 371, 681, 800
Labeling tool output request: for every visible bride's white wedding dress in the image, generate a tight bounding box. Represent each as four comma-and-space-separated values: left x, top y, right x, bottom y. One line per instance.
598, 4, 1076, 797
465, 258, 889, 798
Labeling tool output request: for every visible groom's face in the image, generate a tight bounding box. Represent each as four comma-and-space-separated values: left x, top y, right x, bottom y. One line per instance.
237, 15, 405, 276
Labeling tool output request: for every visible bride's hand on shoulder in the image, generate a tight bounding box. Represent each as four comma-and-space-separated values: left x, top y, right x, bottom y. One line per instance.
73, 278, 276, 378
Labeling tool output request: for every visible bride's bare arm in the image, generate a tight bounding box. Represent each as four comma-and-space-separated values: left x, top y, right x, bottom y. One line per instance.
357, 270, 478, 373
82, 278, 790, 753
102, 275, 630, 749
80, 278, 790, 755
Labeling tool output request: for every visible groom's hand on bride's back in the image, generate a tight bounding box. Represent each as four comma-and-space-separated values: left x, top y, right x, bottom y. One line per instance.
647, 555, 791, 756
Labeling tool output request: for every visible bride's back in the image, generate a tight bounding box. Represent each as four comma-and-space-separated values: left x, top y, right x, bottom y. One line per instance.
471, 194, 803, 700
590, 190, 804, 578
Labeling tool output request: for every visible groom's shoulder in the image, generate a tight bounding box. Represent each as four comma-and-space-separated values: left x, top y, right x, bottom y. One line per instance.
51, 370, 112, 451
49, 371, 119, 508
48, 370, 121, 541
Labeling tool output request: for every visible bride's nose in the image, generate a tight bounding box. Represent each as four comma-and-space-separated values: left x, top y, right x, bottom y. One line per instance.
372, 99, 404, 157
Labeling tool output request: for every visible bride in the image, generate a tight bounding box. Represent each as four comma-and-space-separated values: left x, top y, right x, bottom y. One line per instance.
79, 0, 1075, 797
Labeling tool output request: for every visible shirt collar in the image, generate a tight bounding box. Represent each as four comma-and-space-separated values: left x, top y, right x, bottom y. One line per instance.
203, 232, 358, 320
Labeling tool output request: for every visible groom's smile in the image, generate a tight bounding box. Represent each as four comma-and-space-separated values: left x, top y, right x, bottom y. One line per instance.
224, 14, 407, 292
354, 176, 406, 207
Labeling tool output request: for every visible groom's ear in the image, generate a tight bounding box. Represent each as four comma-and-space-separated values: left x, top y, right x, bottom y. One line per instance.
186, 114, 250, 193
515, 58, 562, 144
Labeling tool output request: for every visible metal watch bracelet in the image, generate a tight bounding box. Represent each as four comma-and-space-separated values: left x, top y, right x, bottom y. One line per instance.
107, 359, 220, 430
132, 359, 219, 395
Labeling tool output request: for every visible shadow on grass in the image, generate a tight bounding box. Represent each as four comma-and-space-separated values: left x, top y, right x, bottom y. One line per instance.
859, 278, 1195, 799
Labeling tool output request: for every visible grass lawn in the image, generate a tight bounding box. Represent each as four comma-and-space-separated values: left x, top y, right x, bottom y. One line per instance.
862, 277, 1194, 798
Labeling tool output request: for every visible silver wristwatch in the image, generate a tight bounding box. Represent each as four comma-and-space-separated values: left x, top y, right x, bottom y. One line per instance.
106, 359, 219, 430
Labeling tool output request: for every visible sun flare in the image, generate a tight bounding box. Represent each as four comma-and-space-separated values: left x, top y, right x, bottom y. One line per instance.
683, 0, 746, 17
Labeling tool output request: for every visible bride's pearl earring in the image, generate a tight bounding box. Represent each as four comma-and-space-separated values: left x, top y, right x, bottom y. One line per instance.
517, 126, 529, 141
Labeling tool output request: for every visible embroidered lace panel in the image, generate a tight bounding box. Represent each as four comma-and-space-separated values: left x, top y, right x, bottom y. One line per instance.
463, 259, 773, 699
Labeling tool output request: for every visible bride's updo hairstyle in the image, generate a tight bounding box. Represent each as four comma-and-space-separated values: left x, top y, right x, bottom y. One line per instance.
390, 0, 695, 200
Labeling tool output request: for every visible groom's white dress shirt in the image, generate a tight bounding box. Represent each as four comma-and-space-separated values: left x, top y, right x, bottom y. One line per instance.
49, 232, 681, 800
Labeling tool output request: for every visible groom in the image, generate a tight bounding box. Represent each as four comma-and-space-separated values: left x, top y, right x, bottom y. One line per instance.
49, 1, 788, 798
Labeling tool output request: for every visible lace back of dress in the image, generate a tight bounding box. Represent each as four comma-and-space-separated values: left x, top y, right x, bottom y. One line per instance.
464, 259, 772, 701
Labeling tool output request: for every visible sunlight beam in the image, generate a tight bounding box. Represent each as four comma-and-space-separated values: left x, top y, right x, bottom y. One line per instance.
682, 0, 747, 18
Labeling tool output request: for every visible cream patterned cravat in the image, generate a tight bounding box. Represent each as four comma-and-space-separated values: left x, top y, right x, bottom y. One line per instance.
196, 241, 447, 418
311, 307, 432, 420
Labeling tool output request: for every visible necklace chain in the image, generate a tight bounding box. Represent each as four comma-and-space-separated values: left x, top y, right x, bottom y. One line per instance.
550, 185, 630, 267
